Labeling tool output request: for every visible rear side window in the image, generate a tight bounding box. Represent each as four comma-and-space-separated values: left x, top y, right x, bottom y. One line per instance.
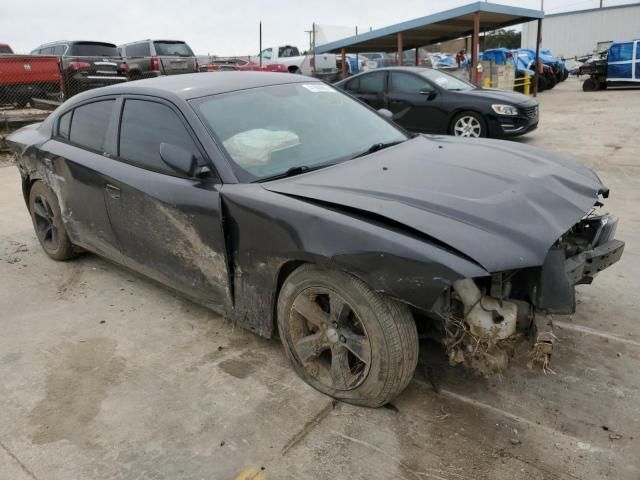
69, 42, 119, 57
118, 99, 200, 175
0, 45, 13, 54
41, 46, 55, 55
359, 72, 386, 94
53, 45, 66, 55
69, 100, 115, 152
153, 41, 193, 57
126, 42, 151, 57
58, 111, 72, 139
279, 46, 300, 57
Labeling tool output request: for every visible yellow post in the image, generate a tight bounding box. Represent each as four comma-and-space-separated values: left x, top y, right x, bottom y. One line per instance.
524, 74, 530, 96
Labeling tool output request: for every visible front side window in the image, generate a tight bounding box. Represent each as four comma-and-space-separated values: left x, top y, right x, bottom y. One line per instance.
609, 42, 634, 62
69, 100, 115, 152
358, 72, 386, 94
389, 72, 431, 94
260, 48, 273, 60
119, 99, 199, 174
192, 82, 407, 182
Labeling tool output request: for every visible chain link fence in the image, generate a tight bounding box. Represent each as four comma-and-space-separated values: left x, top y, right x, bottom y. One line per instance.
0, 53, 64, 110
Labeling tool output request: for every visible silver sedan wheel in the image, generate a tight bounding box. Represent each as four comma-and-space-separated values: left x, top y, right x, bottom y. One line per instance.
453, 115, 483, 137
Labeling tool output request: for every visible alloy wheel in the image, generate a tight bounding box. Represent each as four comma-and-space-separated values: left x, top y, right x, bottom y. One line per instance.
453, 115, 482, 137
32, 195, 59, 251
288, 287, 372, 391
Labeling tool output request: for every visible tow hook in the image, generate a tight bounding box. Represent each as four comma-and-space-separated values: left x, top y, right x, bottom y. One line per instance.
529, 314, 556, 372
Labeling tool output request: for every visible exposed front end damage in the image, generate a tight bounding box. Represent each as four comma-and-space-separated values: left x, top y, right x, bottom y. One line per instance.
440, 212, 624, 375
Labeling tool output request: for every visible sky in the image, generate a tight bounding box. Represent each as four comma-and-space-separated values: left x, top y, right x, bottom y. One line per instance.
1, 0, 638, 56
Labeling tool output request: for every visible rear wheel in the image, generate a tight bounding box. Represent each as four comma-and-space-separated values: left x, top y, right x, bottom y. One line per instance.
277, 265, 419, 407
450, 111, 486, 138
28, 181, 76, 261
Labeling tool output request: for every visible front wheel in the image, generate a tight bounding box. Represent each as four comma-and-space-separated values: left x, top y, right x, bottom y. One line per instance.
450, 111, 486, 138
277, 265, 419, 407
583, 77, 599, 92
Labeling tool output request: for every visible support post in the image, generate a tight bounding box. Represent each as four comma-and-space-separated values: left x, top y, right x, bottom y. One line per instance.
415, 47, 419, 66
259, 21, 262, 69
341, 48, 347, 79
471, 12, 480, 84
533, 18, 542, 97
397, 32, 403, 66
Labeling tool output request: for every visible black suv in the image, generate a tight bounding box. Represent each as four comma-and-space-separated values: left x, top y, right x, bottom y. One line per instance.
31, 41, 128, 98
117, 39, 197, 80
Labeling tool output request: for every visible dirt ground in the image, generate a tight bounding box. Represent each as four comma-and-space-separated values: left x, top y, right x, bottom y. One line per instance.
1, 79, 639, 480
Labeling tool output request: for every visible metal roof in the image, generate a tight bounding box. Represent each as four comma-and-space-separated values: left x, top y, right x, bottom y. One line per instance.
543, 1, 640, 18
315, 2, 544, 54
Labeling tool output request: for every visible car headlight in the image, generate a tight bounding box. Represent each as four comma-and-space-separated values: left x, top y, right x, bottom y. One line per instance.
492, 104, 519, 116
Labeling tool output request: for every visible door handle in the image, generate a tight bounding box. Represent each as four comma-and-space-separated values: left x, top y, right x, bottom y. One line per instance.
105, 184, 120, 199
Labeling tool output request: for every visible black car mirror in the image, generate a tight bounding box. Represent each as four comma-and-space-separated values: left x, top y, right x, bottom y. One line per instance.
159, 142, 198, 177
419, 86, 435, 95
377, 108, 393, 119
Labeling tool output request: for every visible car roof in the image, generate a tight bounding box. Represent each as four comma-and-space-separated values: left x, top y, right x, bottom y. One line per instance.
35, 40, 117, 47
74, 72, 319, 101
118, 39, 188, 46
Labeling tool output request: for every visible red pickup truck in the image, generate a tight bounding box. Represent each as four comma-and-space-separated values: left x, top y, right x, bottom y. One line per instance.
0, 45, 63, 107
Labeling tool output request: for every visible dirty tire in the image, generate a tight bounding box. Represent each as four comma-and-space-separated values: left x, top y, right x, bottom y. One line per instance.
28, 181, 76, 261
582, 77, 598, 92
277, 264, 419, 407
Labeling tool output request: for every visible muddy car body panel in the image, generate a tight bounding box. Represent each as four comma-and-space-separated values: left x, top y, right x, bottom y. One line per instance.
7, 72, 624, 376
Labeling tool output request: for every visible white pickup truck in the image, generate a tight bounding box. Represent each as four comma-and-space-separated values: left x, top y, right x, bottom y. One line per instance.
255, 45, 338, 79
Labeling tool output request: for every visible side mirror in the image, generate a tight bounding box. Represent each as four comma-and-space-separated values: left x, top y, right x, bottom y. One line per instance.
159, 142, 199, 177
377, 108, 393, 119
419, 87, 435, 95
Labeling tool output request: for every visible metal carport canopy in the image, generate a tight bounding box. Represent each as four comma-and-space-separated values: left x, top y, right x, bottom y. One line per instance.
314, 2, 544, 54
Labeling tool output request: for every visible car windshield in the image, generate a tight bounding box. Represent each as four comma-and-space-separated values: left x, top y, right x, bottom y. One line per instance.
418, 69, 474, 91
153, 41, 194, 57
69, 42, 119, 57
0, 45, 12, 54
192, 82, 407, 182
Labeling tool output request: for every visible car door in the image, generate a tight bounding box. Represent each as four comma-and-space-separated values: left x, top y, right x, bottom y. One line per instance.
101, 96, 231, 312
35, 98, 123, 261
348, 71, 387, 109
386, 71, 448, 133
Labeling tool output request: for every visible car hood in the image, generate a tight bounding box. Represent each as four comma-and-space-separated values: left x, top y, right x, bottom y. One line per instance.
263, 135, 604, 273
456, 88, 536, 106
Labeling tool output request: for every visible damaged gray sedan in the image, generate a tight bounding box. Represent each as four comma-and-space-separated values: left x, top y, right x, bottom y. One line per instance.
8, 73, 624, 407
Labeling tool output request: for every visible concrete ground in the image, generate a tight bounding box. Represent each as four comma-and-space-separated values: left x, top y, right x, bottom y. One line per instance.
1, 79, 639, 480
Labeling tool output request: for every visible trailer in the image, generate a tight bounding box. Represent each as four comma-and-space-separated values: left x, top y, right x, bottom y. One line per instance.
579, 39, 640, 91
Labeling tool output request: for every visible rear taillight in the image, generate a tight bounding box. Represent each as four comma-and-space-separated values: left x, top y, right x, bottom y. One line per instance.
150, 56, 160, 71
67, 61, 91, 71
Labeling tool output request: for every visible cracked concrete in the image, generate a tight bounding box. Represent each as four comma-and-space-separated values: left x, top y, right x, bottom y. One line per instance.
0, 80, 639, 479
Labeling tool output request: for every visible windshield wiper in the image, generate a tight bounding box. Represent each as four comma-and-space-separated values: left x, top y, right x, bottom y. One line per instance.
351, 140, 405, 159
256, 164, 333, 183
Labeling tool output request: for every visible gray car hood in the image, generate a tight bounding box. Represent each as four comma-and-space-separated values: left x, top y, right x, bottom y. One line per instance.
263, 135, 604, 273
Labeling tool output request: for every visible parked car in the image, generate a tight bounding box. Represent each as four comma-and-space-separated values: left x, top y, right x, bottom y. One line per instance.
254, 45, 331, 74
540, 48, 568, 81
0, 46, 62, 107
335, 67, 539, 138
198, 56, 289, 73
7, 72, 624, 406
578, 39, 640, 91
30, 41, 128, 98
118, 39, 197, 80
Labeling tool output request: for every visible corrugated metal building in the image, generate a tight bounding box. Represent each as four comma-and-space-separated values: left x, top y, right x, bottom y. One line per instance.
521, 3, 640, 58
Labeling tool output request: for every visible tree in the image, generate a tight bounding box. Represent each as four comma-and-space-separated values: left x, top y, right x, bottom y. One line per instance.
481, 29, 521, 50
